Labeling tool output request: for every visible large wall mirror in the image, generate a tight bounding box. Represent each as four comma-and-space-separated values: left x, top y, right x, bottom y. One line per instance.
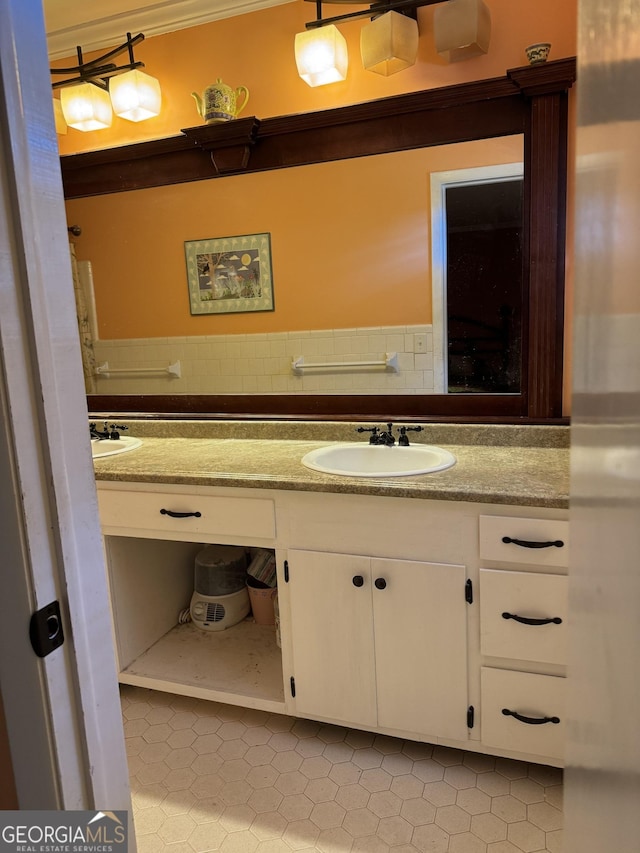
62, 58, 576, 422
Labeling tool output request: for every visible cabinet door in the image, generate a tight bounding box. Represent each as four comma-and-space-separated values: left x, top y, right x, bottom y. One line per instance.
372, 558, 469, 741
287, 550, 377, 727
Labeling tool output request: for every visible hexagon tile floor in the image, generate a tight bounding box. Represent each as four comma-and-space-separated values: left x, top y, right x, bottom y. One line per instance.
122, 685, 563, 853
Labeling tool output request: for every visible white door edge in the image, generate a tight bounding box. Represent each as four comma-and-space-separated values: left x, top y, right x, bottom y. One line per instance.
0, 0, 133, 826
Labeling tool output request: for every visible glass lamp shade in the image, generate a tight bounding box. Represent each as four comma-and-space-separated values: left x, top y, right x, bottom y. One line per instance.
361, 11, 419, 76
109, 69, 161, 122
295, 25, 348, 87
60, 83, 112, 131
53, 98, 67, 134
434, 0, 491, 63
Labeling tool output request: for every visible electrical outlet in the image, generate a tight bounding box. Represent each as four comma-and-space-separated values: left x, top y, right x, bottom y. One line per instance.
414, 333, 427, 353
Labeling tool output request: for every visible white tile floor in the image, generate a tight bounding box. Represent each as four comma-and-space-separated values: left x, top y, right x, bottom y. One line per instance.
122, 686, 563, 853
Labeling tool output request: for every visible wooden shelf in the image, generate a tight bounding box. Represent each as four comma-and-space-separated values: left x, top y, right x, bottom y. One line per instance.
120, 620, 286, 712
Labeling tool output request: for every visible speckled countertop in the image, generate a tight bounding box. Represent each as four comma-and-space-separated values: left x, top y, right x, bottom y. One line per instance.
92, 421, 570, 509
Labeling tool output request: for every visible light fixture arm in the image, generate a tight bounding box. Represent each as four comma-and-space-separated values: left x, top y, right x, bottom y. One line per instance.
304, 0, 445, 29
50, 32, 146, 91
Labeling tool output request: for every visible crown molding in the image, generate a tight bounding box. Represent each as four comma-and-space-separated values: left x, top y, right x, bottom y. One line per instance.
46, 0, 295, 59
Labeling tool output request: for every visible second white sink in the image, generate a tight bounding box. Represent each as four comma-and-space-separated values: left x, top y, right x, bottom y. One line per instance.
301, 443, 456, 478
92, 436, 142, 459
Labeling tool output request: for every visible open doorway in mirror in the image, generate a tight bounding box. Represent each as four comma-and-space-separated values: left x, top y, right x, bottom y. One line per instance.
431, 162, 524, 394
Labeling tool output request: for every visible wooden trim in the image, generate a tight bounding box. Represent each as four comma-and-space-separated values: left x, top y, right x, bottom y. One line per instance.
72, 58, 576, 423
61, 64, 575, 200
526, 91, 569, 418
88, 394, 569, 425
88, 393, 525, 420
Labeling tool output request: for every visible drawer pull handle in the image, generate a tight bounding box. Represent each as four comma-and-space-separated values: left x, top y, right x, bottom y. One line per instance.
502, 708, 560, 725
502, 536, 564, 549
502, 612, 562, 626
160, 508, 202, 519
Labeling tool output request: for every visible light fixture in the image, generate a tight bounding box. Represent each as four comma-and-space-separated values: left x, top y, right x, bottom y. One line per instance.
60, 82, 112, 131
51, 33, 161, 132
433, 0, 491, 63
361, 10, 419, 76
296, 0, 448, 86
295, 25, 349, 87
109, 69, 162, 122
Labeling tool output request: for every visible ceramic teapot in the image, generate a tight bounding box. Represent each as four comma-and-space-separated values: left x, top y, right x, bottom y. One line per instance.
192, 78, 250, 124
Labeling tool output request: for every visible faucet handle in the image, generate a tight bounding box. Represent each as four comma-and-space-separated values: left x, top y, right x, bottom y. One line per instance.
106, 423, 129, 440
398, 425, 424, 446
356, 426, 382, 444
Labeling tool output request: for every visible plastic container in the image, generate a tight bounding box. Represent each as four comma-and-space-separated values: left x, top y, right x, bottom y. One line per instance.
194, 544, 247, 596
247, 575, 277, 625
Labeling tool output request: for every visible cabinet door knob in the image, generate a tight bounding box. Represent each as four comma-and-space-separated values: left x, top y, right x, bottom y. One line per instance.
374, 578, 387, 590
352, 575, 364, 587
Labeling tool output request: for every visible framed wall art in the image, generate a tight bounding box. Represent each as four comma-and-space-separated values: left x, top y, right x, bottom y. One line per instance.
185, 232, 274, 315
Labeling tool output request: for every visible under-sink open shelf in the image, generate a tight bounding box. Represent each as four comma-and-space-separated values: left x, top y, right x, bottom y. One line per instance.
105, 535, 285, 712
120, 619, 285, 711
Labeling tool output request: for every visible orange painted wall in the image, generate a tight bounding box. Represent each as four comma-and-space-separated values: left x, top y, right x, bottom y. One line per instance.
67, 136, 522, 338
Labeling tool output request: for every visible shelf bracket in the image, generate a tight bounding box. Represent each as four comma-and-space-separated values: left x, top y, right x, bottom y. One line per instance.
181, 117, 261, 175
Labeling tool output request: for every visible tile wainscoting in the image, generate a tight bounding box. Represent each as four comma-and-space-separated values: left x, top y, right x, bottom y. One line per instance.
92, 325, 435, 396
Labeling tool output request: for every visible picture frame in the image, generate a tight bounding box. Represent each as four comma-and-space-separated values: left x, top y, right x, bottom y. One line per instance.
185, 232, 274, 315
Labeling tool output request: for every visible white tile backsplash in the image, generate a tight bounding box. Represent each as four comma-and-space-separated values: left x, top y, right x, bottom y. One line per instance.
92, 324, 434, 395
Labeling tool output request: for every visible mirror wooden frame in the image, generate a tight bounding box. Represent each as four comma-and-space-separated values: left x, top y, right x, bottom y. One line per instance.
62, 57, 576, 423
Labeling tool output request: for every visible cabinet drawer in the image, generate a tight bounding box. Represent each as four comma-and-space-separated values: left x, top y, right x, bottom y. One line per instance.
481, 667, 565, 762
98, 488, 276, 540
480, 569, 568, 664
479, 515, 569, 568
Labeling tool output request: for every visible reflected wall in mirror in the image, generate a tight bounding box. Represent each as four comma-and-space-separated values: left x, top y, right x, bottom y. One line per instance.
67, 136, 523, 400
64, 60, 576, 421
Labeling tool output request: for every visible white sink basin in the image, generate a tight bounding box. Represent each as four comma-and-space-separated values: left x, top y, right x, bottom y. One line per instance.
301, 443, 456, 478
92, 436, 142, 459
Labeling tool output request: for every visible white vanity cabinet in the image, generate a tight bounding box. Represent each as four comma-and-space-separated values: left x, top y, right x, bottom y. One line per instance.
286, 550, 468, 741
478, 515, 570, 764
96, 480, 570, 765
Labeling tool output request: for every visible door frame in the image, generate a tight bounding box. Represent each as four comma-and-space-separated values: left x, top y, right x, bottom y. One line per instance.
0, 0, 131, 815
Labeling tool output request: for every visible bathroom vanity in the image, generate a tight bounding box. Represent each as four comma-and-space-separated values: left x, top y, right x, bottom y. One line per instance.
94, 423, 569, 767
